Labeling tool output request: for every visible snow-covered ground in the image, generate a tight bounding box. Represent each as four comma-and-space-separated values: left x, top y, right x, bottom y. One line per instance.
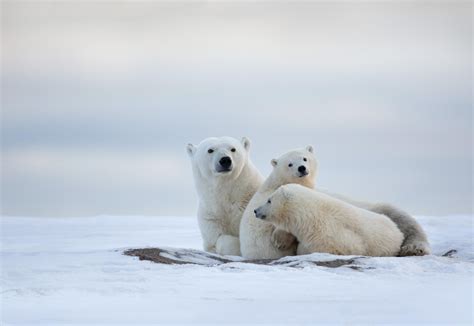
1, 215, 472, 324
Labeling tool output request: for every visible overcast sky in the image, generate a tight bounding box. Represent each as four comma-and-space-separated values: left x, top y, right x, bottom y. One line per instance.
1, 1, 472, 217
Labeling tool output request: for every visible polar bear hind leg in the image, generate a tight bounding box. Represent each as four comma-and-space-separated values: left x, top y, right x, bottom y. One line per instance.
371, 203, 431, 256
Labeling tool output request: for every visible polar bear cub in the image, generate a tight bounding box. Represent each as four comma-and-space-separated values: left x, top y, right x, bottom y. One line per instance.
240, 146, 317, 259
187, 136, 263, 256
254, 184, 404, 257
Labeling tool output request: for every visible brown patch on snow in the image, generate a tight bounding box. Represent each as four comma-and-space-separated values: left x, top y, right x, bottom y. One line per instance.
124, 247, 361, 269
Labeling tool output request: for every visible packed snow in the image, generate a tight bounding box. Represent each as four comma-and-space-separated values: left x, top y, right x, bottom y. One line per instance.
1, 215, 472, 324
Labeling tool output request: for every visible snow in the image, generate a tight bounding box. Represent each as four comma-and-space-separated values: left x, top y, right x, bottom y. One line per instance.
1, 215, 473, 324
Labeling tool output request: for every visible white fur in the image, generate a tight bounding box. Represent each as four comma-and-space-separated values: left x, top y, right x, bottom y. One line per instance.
187, 136, 263, 255
239, 146, 317, 259
256, 184, 404, 257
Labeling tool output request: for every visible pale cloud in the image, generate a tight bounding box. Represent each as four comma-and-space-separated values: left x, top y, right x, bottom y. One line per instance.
2, 148, 196, 216
2, 148, 189, 186
3, 1, 470, 77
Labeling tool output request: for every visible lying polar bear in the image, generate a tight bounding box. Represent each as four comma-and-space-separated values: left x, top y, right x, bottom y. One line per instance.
254, 184, 404, 257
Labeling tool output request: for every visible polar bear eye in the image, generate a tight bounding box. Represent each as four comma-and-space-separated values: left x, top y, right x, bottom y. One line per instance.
231, 148, 236, 152
267, 199, 271, 204
208, 149, 214, 154
303, 158, 307, 162
288, 163, 293, 167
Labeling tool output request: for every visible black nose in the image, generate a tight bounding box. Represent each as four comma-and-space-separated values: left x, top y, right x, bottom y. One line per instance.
254, 209, 257, 214
219, 156, 232, 168
298, 165, 306, 173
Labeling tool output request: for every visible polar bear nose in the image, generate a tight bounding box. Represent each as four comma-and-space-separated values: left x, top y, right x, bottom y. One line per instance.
254, 209, 265, 219
298, 165, 306, 173
219, 156, 232, 169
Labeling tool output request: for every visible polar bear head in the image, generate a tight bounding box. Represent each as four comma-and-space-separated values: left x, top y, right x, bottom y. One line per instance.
269, 146, 317, 188
254, 184, 296, 225
186, 136, 251, 180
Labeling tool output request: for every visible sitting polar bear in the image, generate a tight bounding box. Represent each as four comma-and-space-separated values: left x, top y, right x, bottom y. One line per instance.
254, 184, 404, 257
186, 136, 263, 255
239, 146, 317, 259
239, 146, 430, 259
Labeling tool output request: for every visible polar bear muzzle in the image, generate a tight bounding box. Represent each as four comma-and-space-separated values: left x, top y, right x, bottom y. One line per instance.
297, 165, 308, 177
216, 156, 233, 173
254, 207, 266, 219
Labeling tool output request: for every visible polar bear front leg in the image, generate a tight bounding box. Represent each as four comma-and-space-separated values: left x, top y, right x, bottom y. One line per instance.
216, 235, 241, 256
198, 215, 221, 253
198, 216, 241, 256
271, 227, 297, 251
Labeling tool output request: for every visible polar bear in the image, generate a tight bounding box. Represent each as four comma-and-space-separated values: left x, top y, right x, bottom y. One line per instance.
239, 146, 317, 259
239, 146, 430, 259
254, 184, 404, 257
186, 136, 263, 256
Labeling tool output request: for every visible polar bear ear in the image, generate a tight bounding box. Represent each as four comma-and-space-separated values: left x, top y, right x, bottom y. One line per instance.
306, 145, 314, 153
271, 158, 278, 167
186, 143, 196, 157
241, 137, 251, 151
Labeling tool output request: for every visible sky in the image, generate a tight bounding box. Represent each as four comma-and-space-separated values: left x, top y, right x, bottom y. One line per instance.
1, 1, 472, 217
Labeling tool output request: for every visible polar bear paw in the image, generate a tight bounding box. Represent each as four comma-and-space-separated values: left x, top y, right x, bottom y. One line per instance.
399, 241, 431, 256
271, 228, 297, 251
216, 234, 241, 256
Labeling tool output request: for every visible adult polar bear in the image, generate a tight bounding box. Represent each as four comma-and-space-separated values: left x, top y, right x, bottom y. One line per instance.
239, 145, 431, 259
186, 136, 263, 255
254, 184, 404, 257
